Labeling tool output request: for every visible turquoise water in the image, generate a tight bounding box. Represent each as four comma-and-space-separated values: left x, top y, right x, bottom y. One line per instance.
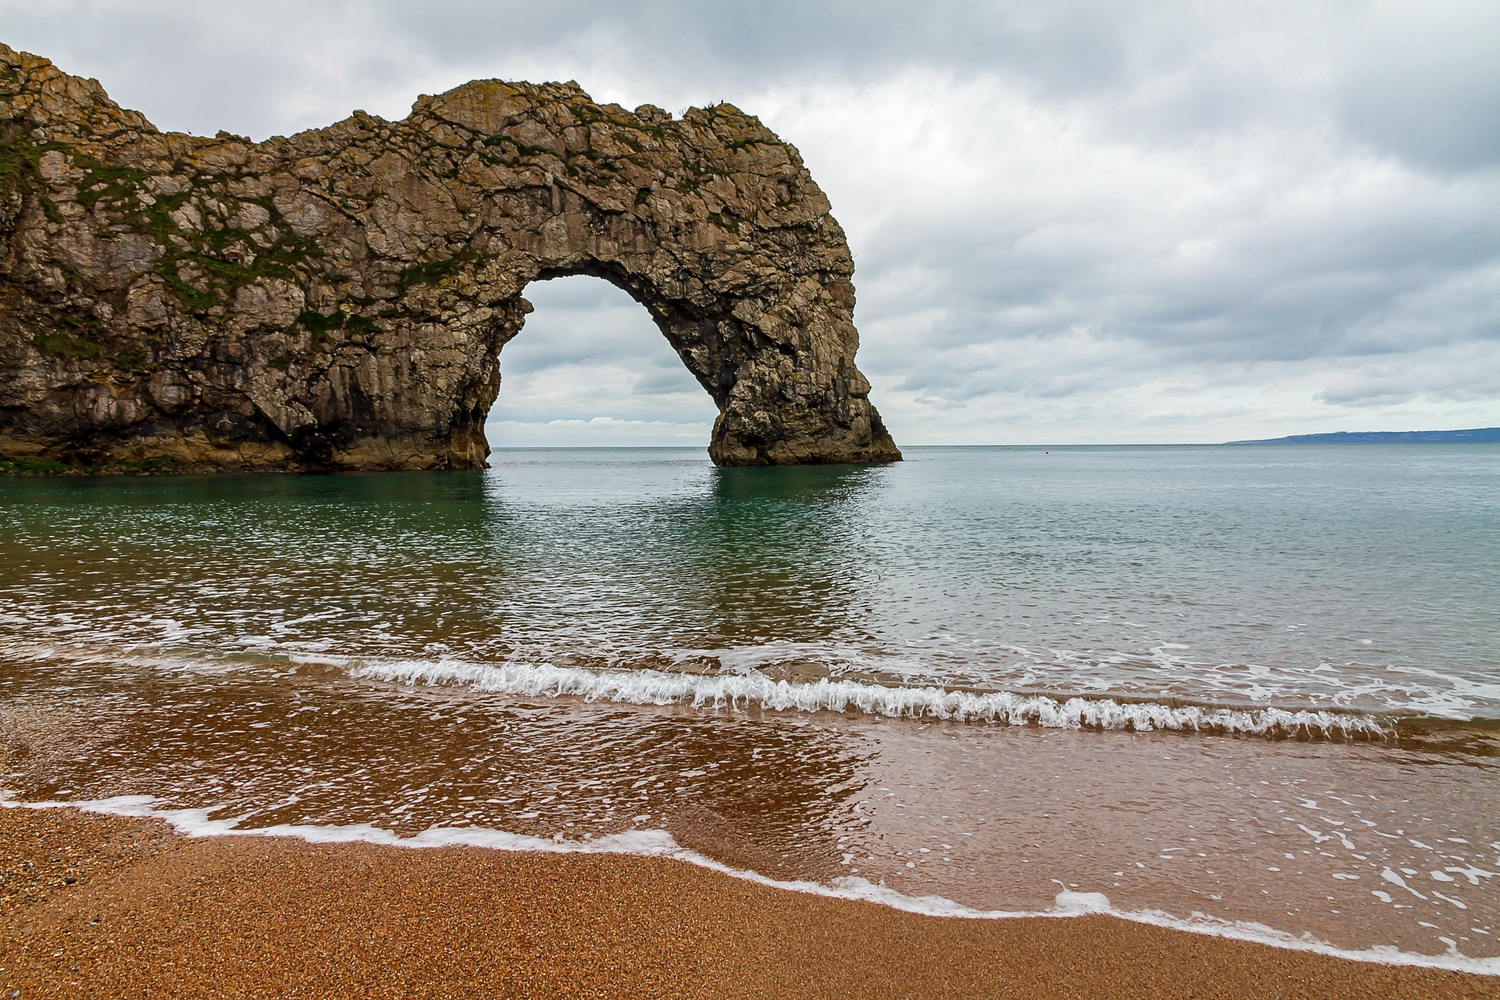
2, 445, 1498, 965
3, 445, 1496, 723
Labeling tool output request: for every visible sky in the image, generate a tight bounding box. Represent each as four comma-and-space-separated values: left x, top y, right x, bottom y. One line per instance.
5, 1, 1499, 445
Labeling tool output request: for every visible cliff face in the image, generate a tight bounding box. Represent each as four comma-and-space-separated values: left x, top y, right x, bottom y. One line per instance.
0, 43, 900, 471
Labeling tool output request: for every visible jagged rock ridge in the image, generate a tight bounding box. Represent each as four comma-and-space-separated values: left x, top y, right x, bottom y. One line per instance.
0, 43, 900, 471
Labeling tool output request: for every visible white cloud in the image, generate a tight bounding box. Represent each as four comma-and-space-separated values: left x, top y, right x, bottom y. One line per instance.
486, 417, 713, 449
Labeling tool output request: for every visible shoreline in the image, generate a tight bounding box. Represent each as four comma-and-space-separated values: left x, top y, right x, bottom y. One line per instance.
4, 806, 1496, 999
7, 795, 1498, 975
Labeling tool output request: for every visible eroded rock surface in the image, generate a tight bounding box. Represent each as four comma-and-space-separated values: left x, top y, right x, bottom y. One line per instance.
0, 43, 899, 471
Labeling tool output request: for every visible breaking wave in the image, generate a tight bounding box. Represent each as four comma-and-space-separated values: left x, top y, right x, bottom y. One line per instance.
345, 658, 1393, 740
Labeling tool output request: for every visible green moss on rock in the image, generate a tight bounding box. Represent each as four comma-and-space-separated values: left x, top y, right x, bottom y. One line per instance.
0, 457, 75, 476
396, 250, 476, 294
31, 331, 111, 361
0, 133, 44, 203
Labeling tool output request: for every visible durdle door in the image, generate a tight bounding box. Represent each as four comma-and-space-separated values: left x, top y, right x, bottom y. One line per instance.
0, 43, 901, 472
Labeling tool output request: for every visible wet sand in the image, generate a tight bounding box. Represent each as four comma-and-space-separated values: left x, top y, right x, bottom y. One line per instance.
3, 807, 1495, 999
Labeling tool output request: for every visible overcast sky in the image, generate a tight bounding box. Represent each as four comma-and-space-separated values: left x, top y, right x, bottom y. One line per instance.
7, 1, 1499, 445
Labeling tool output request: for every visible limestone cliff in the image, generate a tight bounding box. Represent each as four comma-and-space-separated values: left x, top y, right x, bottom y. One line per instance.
0, 43, 900, 472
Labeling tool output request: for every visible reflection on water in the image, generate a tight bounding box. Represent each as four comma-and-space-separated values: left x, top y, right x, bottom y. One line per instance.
2, 446, 1499, 964
680, 465, 882, 649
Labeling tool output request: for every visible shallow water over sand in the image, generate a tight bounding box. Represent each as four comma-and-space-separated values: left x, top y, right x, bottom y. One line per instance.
2, 446, 1498, 966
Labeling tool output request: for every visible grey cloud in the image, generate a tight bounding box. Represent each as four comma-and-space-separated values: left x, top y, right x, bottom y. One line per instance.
1316, 341, 1500, 406
1337, 2, 1500, 171
8, 2, 1496, 169
840, 120, 1500, 397
630, 370, 701, 396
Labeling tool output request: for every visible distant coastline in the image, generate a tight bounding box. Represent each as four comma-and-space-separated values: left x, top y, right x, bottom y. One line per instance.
1228, 427, 1500, 445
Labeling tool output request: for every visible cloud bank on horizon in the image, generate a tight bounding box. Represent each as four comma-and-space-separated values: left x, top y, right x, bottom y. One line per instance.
7, 1, 1499, 445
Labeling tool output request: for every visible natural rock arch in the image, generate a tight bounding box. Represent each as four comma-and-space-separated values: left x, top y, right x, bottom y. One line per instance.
0, 43, 900, 471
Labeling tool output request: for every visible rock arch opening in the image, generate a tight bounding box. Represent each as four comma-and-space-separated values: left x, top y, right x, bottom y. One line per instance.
488, 274, 717, 448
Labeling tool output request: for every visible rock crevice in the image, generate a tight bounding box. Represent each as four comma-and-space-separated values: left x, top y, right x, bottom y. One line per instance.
0, 43, 900, 471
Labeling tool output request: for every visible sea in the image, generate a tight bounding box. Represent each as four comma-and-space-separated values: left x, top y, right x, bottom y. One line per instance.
2, 444, 1497, 972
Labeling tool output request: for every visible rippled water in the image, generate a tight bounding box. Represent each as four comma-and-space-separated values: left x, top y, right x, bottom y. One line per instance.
2, 446, 1498, 968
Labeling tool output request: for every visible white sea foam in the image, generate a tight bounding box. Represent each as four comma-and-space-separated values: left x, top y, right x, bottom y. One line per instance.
4, 631, 1491, 724
346, 657, 1393, 739
6, 795, 1496, 976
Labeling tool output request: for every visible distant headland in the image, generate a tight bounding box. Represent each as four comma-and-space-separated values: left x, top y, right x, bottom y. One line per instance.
1228, 428, 1500, 445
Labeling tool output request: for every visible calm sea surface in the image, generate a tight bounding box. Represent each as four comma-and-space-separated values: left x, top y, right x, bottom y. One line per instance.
2, 445, 1497, 968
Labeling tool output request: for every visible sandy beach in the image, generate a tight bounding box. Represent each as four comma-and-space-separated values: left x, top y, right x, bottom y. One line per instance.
2, 806, 1494, 1000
